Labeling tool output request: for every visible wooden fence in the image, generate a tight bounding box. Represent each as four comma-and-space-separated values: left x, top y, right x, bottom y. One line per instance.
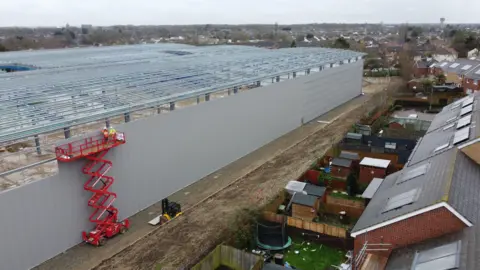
263, 211, 347, 239
326, 195, 365, 208
191, 244, 263, 270
325, 194, 365, 219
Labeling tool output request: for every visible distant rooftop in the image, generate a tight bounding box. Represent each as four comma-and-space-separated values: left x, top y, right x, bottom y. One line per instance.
0, 43, 364, 144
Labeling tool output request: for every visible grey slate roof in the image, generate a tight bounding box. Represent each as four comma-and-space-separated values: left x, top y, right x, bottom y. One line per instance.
331, 157, 353, 168
303, 184, 326, 198
339, 151, 360, 160
426, 92, 480, 133
437, 59, 480, 75
464, 63, 480, 80
387, 152, 480, 270
292, 193, 317, 207
351, 148, 457, 233
406, 101, 480, 166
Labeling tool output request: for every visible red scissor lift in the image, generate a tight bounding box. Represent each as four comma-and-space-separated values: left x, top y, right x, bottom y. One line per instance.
55, 132, 129, 246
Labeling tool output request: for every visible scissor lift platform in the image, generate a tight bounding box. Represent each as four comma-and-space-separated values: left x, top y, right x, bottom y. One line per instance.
55, 132, 128, 246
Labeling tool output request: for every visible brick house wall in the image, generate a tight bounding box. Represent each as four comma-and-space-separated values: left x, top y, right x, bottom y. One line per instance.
353, 207, 466, 259
359, 165, 387, 184
330, 165, 351, 179
463, 77, 480, 94
413, 67, 428, 78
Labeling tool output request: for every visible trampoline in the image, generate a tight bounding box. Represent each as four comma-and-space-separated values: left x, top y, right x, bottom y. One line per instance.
256, 220, 292, 251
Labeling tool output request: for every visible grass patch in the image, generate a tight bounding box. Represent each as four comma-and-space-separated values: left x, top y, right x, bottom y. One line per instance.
285, 238, 345, 270
329, 192, 365, 202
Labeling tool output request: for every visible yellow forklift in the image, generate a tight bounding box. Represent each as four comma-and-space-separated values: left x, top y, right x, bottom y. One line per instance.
159, 198, 182, 225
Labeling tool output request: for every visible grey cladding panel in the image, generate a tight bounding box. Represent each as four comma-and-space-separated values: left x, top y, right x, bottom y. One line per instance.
302, 60, 363, 123
0, 62, 363, 270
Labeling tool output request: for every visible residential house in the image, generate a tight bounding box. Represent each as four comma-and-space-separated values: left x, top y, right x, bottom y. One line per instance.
413, 47, 457, 62
412, 59, 436, 78
351, 93, 480, 270
359, 157, 391, 184
463, 64, 480, 94
340, 134, 416, 169
434, 59, 480, 94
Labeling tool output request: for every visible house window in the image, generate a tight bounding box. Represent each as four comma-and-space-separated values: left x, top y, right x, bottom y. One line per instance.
385, 142, 396, 150
412, 241, 461, 270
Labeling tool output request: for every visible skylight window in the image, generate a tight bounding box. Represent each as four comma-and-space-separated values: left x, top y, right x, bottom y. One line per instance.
443, 123, 455, 131
412, 241, 461, 270
446, 116, 457, 123
449, 63, 460, 68
382, 188, 420, 213
461, 64, 472, 70
440, 63, 448, 67
451, 104, 461, 110
453, 126, 470, 145
462, 96, 474, 107
460, 104, 473, 116
396, 164, 429, 184
434, 143, 450, 153
456, 114, 472, 129
475, 69, 480, 75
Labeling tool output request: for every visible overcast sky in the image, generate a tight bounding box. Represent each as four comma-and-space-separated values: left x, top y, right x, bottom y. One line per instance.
1, 0, 479, 27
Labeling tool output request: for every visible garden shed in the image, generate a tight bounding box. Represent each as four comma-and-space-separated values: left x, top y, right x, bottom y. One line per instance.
291, 193, 320, 221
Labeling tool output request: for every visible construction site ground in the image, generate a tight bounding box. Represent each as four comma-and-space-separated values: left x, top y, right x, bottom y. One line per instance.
35, 78, 396, 270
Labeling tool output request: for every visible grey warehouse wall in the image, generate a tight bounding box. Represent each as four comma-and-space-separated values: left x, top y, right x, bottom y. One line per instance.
0, 60, 363, 270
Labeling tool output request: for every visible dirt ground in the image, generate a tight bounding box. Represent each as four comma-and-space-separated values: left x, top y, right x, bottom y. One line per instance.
35, 78, 398, 270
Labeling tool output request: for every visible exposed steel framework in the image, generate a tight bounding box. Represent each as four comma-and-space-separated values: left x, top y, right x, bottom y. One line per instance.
55, 132, 128, 246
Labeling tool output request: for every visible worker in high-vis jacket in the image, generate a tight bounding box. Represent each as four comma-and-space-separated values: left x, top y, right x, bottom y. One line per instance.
102, 127, 109, 142
109, 126, 117, 140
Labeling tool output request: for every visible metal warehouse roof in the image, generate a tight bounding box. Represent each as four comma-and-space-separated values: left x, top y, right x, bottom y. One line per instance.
0, 44, 363, 144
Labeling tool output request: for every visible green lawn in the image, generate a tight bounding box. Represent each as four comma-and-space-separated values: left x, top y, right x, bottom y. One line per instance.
284, 238, 346, 270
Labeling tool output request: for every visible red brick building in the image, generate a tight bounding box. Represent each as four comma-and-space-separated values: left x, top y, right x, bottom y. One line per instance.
350, 99, 480, 270
412, 60, 430, 78
463, 65, 480, 94
330, 157, 352, 179
358, 157, 390, 184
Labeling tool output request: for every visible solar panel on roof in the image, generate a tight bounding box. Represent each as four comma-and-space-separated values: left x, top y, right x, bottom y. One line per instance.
434, 143, 450, 153
443, 123, 455, 130
456, 114, 472, 129
450, 104, 461, 110
460, 104, 473, 116
462, 97, 474, 107
446, 116, 457, 123
413, 241, 461, 270
453, 127, 470, 145
397, 164, 429, 184
382, 188, 419, 213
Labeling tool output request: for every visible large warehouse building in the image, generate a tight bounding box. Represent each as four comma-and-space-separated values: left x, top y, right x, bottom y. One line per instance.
0, 44, 364, 270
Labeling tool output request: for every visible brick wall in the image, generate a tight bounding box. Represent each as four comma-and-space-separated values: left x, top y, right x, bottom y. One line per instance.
463, 78, 480, 94
359, 166, 387, 184
353, 207, 466, 259
413, 67, 429, 78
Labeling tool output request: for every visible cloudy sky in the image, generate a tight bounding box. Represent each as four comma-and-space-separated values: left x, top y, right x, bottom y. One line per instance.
1, 0, 478, 27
